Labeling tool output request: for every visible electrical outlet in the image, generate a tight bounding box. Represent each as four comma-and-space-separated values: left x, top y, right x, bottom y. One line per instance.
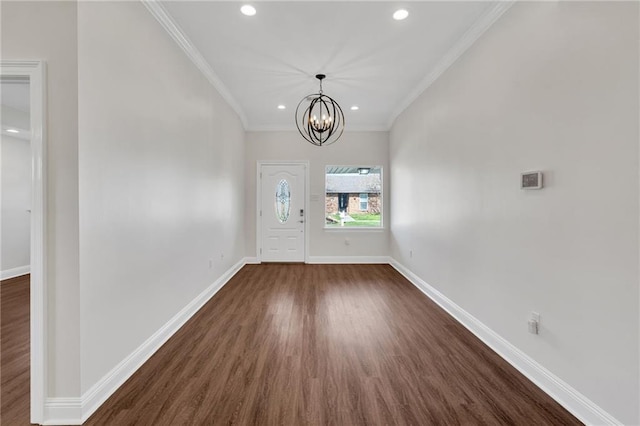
208, 259, 213, 269
409, 250, 413, 258
345, 238, 350, 246
220, 253, 224, 260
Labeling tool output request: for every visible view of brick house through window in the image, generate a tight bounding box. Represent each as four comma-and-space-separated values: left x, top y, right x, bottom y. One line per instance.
325, 166, 382, 227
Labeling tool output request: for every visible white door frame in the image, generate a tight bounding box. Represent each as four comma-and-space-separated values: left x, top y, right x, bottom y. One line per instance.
1, 60, 47, 424
256, 161, 310, 263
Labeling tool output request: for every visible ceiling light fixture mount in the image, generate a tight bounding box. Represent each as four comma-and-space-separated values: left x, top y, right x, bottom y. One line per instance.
295, 74, 345, 147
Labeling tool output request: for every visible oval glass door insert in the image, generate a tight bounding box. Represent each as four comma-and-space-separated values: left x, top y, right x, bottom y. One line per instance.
275, 179, 291, 223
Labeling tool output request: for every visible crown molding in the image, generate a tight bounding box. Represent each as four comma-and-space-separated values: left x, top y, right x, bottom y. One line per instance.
386, 1, 515, 130
141, 0, 249, 129
142, 0, 514, 134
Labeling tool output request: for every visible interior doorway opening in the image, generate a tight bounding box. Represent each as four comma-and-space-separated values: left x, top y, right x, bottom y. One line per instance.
0, 61, 46, 425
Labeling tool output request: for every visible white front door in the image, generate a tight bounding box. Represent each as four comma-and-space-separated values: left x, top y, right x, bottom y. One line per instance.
260, 163, 306, 262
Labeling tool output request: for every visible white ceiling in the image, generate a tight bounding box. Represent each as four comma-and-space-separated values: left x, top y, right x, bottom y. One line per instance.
156, 1, 508, 131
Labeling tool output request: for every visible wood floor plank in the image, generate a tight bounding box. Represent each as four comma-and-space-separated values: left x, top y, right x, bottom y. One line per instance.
1, 274, 30, 426
0, 266, 582, 425
82, 264, 581, 426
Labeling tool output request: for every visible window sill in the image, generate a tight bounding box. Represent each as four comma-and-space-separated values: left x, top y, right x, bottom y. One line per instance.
323, 227, 385, 232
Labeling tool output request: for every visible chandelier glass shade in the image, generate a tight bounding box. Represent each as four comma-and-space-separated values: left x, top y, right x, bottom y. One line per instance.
295, 74, 345, 146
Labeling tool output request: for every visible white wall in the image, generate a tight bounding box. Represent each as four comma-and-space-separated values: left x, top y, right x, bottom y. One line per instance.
1, 132, 31, 274
390, 2, 639, 424
1, 104, 31, 275
77, 1, 246, 393
1, 1, 81, 397
245, 131, 389, 260
2, 104, 30, 131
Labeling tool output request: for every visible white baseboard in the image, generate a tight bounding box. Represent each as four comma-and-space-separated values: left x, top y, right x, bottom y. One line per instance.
244, 256, 260, 264
1, 264, 30, 280
307, 255, 391, 264
389, 258, 622, 426
42, 398, 82, 425
43, 257, 248, 425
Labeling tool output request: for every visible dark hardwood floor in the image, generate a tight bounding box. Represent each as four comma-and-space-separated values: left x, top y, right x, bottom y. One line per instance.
86, 264, 581, 426
1, 274, 30, 425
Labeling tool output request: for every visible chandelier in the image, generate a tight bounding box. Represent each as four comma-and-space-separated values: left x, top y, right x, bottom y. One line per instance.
295, 74, 345, 146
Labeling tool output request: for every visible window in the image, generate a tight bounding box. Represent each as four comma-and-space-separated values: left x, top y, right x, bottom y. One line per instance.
359, 193, 368, 211
325, 166, 382, 228
275, 179, 291, 223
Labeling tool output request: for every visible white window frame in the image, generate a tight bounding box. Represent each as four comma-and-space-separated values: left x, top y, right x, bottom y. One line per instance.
324, 165, 383, 230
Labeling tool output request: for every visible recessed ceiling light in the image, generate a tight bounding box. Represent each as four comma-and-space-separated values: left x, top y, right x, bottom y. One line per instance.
350, 106, 359, 111
6, 128, 19, 133
240, 5, 256, 16
393, 9, 409, 21
277, 104, 286, 110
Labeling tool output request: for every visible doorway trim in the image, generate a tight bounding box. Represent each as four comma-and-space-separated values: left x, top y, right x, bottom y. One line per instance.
256, 161, 310, 263
1, 60, 47, 424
